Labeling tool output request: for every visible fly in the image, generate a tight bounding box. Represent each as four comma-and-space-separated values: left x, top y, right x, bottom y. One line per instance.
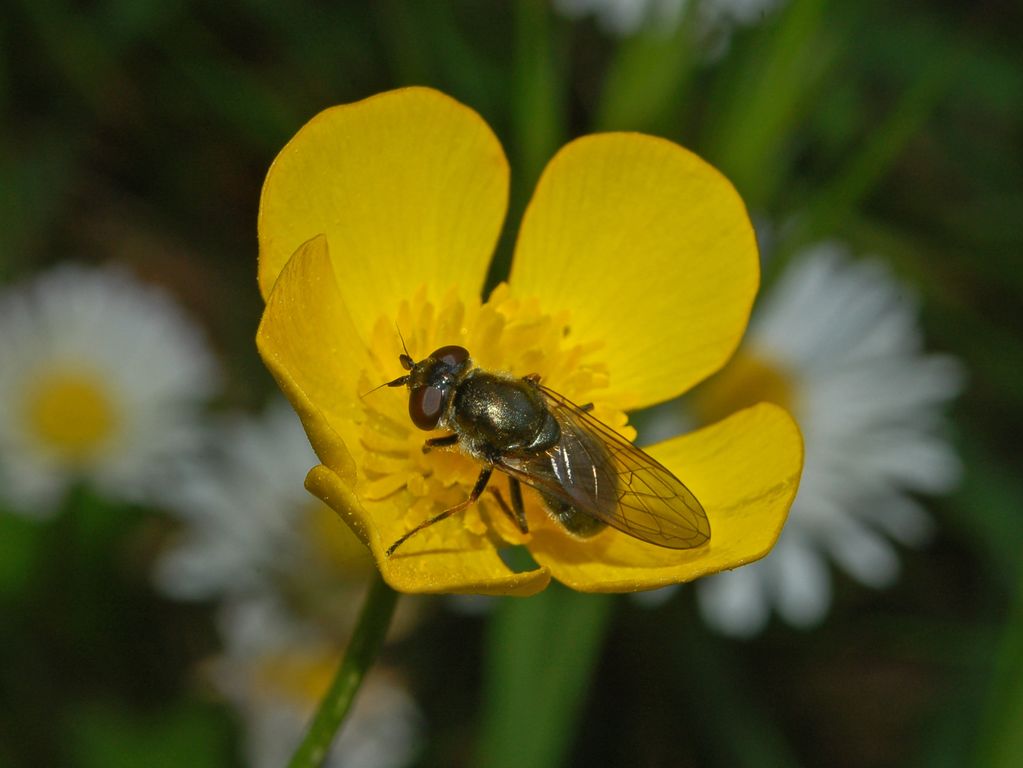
382, 345, 710, 557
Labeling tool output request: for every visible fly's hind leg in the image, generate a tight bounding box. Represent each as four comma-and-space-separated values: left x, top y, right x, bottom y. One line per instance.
386, 466, 493, 557
489, 477, 529, 534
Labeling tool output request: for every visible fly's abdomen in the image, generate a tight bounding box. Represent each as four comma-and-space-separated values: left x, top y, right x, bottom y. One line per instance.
539, 491, 607, 538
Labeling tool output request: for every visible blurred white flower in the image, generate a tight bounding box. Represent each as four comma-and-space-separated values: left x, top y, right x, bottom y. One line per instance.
554, 0, 781, 43
156, 401, 422, 766
692, 243, 964, 636
154, 400, 341, 600
214, 594, 422, 768
555, 0, 685, 36
0, 263, 218, 517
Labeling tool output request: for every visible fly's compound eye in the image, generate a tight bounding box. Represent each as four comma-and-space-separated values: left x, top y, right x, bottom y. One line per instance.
430, 345, 469, 369
409, 385, 448, 430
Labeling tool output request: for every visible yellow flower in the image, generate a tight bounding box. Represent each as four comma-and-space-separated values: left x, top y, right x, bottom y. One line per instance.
256, 87, 802, 596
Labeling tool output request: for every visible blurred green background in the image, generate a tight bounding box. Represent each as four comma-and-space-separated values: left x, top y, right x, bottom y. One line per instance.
2, 1, 1022, 766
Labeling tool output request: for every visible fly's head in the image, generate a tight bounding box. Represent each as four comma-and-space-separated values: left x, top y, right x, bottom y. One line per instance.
386, 345, 472, 430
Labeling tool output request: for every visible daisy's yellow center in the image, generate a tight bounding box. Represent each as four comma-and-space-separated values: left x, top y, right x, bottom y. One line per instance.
356, 283, 633, 553
254, 650, 338, 705
690, 351, 799, 425
24, 369, 118, 461
304, 500, 375, 576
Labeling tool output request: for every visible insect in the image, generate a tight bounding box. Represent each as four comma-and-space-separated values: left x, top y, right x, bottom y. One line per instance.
382, 344, 710, 557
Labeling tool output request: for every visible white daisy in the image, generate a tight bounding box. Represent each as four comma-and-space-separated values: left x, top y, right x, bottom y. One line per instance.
555, 0, 686, 36
692, 243, 965, 636
156, 401, 423, 766
155, 400, 391, 631
0, 263, 218, 518
554, 0, 781, 42
214, 594, 422, 768
154, 400, 326, 600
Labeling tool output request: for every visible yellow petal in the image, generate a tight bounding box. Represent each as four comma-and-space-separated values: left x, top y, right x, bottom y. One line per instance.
258, 87, 509, 345
256, 235, 368, 481
525, 403, 802, 592
306, 465, 551, 596
510, 133, 758, 411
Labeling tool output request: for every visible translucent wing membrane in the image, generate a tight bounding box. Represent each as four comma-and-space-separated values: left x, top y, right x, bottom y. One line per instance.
499, 386, 710, 549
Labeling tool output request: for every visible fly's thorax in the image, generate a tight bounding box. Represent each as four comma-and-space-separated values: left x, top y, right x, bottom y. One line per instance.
449, 371, 559, 459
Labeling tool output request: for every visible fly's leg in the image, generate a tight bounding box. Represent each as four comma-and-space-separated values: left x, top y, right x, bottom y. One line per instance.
489, 477, 529, 534
386, 466, 493, 557
422, 433, 459, 454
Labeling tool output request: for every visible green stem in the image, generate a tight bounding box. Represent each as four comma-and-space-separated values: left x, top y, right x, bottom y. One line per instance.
287, 574, 400, 768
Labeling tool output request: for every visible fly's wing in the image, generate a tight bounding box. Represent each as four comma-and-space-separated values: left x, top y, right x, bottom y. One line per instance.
497, 386, 710, 549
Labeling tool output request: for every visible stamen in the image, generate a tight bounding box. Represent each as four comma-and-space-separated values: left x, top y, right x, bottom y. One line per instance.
356, 284, 629, 552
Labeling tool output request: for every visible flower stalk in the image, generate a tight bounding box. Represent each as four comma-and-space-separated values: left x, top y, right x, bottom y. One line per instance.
287, 573, 399, 768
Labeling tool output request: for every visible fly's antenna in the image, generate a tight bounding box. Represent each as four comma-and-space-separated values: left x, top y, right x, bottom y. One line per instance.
360, 325, 414, 399
396, 324, 411, 358
395, 323, 414, 370
359, 375, 408, 399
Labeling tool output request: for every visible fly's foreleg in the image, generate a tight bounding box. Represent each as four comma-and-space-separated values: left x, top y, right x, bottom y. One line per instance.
386, 466, 494, 557
422, 433, 459, 453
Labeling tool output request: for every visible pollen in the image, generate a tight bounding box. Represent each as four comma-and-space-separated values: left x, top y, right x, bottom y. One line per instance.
23, 368, 119, 463
355, 283, 634, 552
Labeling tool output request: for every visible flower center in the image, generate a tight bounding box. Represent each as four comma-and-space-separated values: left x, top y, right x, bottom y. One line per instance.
304, 500, 375, 576
23, 369, 119, 462
356, 283, 632, 551
690, 351, 799, 425
253, 649, 338, 705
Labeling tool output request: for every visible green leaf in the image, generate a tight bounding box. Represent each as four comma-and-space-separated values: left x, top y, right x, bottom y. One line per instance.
65, 699, 234, 768
0, 513, 45, 601
701, 0, 839, 207
486, 0, 567, 293
780, 37, 960, 255
671, 617, 804, 768
478, 586, 614, 768
975, 566, 1023, 768
511, 0, 567, 193
595, 8, 696, 134
942, 431, 1023, 592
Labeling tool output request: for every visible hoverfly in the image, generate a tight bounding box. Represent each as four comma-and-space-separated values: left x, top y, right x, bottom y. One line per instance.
383, 344, 710, 557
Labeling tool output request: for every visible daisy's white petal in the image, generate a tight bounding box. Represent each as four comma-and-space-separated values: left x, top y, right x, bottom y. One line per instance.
630, 584, 681, 608
696, 565, 771, 637
154, 400, 331, 600
693, 244, 963, 634
771, 535, 832, 628
821, 517, 901, 588
861, 494, 934, 548
554, 0, 686, 37
855, 431, 963, 495
0, 264, 218, 517
554, 0, 780, 51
